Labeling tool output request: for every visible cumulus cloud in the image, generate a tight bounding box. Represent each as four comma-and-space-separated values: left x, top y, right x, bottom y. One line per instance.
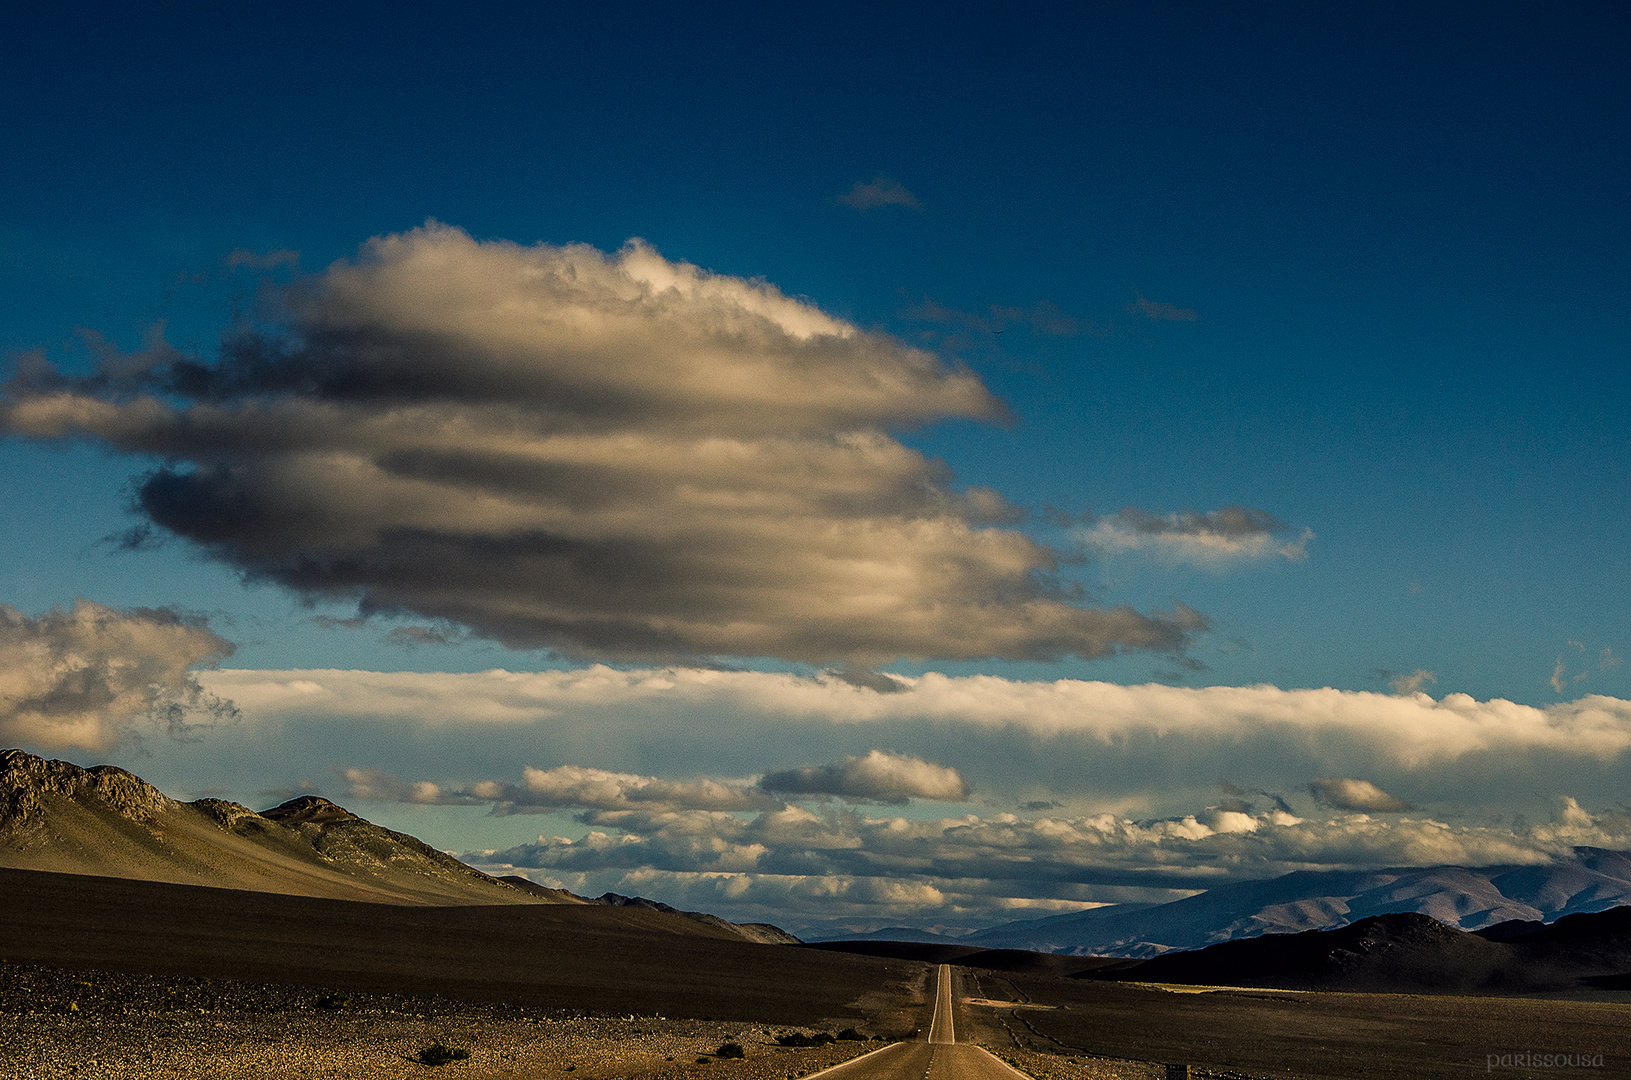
2, 223, 1203, 665
0, 600, 236, 750
346, 763, 778, 815
836, 176, 922, 210
1307, 777, 1415, 813
505, 765, 774, 814
759, 750, 968, 804
1077, 506, 1312, 565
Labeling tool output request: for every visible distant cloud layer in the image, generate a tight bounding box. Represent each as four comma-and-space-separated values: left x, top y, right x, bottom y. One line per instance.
1078, 506, 1313, 565
0, 600, 235, 750
139, 663, 1631, 927
447, 766, 1627, 929
202, 666, 1631, 814
2, 224, 1202, 665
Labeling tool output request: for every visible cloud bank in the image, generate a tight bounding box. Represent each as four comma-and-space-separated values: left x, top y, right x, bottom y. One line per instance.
0, 600, 236, 750
201, 666, 1631, 818
2, 224, 1203, 665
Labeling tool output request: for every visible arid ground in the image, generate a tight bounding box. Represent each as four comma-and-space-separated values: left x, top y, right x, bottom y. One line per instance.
4, 870, 1630, 1079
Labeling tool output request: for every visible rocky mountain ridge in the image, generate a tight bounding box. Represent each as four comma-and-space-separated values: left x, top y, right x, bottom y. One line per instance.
0, 748, 536, 905
0, 750, 797, 944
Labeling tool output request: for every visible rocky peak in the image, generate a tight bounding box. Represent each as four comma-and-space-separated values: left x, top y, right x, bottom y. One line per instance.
190, 797, 267, 831
260, 795, 360, 827
0, 748, 176, 828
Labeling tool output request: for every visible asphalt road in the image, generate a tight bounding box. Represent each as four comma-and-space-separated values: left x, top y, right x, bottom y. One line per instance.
811, 965, 1031, 1080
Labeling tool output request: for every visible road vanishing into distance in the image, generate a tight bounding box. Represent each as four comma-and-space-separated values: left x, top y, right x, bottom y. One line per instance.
809, 965, 1031, 1080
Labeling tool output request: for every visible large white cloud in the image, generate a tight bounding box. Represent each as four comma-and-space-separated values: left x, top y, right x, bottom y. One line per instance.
1, 224, 1203, 665
0, 600, 236, 750
193, 667, 1631, 829
200, 666, 1631, 772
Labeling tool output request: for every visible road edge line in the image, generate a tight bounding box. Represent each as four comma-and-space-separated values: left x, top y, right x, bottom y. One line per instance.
798, 1041, 912, 1080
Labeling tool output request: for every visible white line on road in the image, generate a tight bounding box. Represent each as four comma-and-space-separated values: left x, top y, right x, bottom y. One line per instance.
798, 1040, 914, 1080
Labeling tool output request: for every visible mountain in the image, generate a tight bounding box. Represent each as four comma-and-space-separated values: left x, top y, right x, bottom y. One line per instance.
1085, 906, 1631, 994
0, 749, 543, 905
0, 750, 795, 945
964, 854, 1631, 957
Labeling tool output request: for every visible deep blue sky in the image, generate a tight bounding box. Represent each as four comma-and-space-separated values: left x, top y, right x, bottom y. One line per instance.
5, 1, 1627, 700
3, 2, 1631, 929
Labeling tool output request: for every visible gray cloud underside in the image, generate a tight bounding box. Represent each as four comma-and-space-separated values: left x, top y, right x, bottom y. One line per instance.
3, 224, 1202, 665
759, 749, 968, 803
0, 600, 235, 750
1309, 777, 1416, 812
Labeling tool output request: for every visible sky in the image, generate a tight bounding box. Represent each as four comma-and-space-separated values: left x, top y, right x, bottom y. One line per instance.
2, 2, 1630, 935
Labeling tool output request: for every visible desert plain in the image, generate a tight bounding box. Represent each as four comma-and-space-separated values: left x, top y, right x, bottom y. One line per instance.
1, 867, 1628, 1079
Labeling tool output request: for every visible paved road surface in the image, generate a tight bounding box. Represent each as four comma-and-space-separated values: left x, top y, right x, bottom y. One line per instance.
808, 965, 1032, 1080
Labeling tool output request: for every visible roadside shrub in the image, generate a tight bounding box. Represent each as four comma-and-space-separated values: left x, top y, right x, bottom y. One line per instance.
697, 1056, 713, 1064
415, 1043, 471, 1066
776, 1032, 835, 1047
716, 1043, 746, 1059
836, 1029, 864, 1041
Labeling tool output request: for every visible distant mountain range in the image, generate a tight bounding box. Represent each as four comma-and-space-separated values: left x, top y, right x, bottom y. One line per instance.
1087, 907, 1631, 994
814, 852, 1631, 958
0, 750, 794, 943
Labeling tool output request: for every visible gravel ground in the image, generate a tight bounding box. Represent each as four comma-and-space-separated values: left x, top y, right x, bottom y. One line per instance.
0, 960, 898, 1080
0, 960, 1180, 1080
